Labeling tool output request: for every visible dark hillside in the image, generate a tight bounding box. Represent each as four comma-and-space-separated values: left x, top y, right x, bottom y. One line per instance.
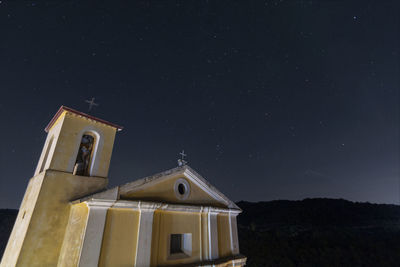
0, 209, 17, 258
237, 199, 400, 267
238, 198, 400, 228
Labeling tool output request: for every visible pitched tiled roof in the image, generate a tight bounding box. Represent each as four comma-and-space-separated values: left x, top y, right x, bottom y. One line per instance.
45, 105, 123, 132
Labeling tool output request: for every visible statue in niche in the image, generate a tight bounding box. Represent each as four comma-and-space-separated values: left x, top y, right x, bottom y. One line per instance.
73, 134, 94, 176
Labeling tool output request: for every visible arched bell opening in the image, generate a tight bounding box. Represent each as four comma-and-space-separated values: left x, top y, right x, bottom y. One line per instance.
73, 132, 97, 176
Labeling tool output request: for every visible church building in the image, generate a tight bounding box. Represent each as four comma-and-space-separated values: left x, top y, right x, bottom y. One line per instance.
1, 106, 246, 267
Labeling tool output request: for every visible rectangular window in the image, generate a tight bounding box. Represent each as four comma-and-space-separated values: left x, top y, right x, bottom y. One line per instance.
170, 234, 183, 254
168, 233, 192, 259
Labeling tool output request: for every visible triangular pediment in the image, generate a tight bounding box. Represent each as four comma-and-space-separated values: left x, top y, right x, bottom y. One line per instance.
118, 166, 239, 210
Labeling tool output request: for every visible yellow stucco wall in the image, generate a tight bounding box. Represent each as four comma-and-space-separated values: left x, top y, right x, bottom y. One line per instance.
0, 173, 45, 267
217, 214, 232, 258
151, 210, 201, 266
57, 203, 89, 267
7, 171, 107, 267
98, 208, 140, 267
122, 176, 227, 208
48, 111, 117, 178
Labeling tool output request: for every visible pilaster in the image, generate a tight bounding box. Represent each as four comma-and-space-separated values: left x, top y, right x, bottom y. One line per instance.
208, 211, 219, 260
79, 201, 113, 267
229, 212, 240, 255
135, 202, 157, 267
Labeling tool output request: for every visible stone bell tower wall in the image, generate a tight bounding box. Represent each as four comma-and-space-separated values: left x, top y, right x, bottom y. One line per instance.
1, 106, 122, 267
34, 110, 118, 178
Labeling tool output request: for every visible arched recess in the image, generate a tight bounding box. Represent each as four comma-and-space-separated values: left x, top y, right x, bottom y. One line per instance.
39, 135, 54, 173
73, 130, 100, 177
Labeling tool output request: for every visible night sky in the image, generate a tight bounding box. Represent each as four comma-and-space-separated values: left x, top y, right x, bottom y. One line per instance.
0, 1, 398, 209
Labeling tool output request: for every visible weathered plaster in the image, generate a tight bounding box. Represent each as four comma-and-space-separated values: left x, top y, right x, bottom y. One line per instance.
1, 171, 107, 267
58, 203, 89, 267
0, 173, 45, 267
79, 203, 112, 267
98, 208, 140, 267
135, 203, 156, 266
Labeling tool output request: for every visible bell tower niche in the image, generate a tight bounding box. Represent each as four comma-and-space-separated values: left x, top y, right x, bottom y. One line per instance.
73, 133, 95, 176
1, 106, 123, 267
34, 106, 123, 178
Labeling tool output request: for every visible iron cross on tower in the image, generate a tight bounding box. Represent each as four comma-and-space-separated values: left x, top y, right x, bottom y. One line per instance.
178, 150, 188, 166
85, 97, 99, 111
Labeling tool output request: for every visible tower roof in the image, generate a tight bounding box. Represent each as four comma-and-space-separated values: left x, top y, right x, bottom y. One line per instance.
45, 105, 124, 132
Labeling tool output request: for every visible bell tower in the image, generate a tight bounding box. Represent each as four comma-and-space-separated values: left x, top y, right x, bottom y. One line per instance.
1, 106, 123, 267
34, 106, 122, 178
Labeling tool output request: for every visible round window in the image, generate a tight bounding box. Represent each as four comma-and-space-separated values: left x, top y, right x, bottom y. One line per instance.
174, 178, 190, 200
178, 183, 186, 195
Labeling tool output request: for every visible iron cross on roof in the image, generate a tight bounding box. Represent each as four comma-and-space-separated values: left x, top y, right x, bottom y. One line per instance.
85, 97, 99, 111
178, 150, 188, 166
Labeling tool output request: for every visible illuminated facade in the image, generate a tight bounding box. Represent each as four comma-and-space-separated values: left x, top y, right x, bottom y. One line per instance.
1, 106, 246, 267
